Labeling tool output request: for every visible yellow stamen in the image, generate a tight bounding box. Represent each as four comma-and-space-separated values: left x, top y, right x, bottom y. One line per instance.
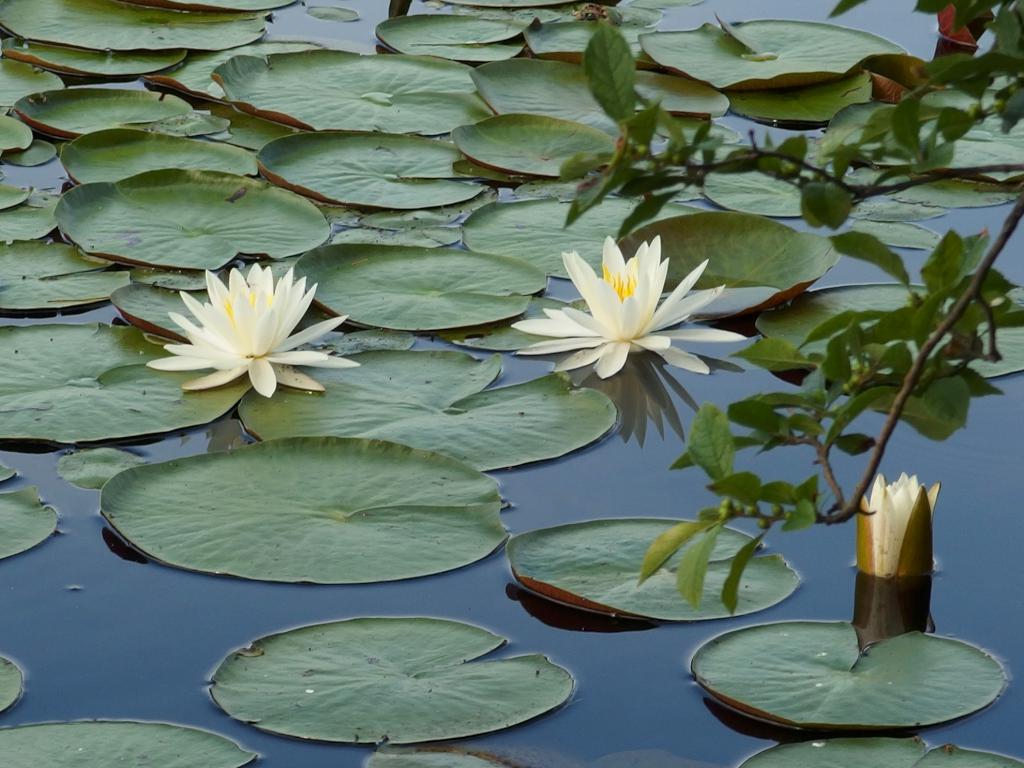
603, 265, 638, 301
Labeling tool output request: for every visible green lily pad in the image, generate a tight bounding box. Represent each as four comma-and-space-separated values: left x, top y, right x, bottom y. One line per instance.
102, 437, 506, 583
211, 616, 573, 743
307, 5, 358, 22
849, 220, 942, 250
238, 350, 616, 471
439, 296, 577, 352
703, 171, 802, 217
0, 323, 248, 443
0, 722, 255, 767
888, 179, 1018, 209
0, 0, 267, 52
620, 212, 839, 309
0, 241, 129, 311
472, 58, 728, 133
14, 88, 192, 139
297, 244, 545, 331
445, 0, 572, 5
314, 329, 415, 356
203, 101, 300, 150
57, 448, 146, 490
0, 57, 63, 107
2, 38, 185, 77
121, 0, 288, 9
945, 117, 1024, 181
0, 655, 20, 713
56, 169, 329, 270
258, 132, 483, 210
0, 184, 28, 211
330, 225, 461, 248
740, 737, 1024, 767
0, 487, 56, 561
62, 129, 257, 183
692, 621, 1005, 730
376, 15, 525, 62
111, 283, 191, 339
641, 20, 903, 90
368, 748, 510, 768
755, 284, 1024, 378
462, 197, 697, 277
507, 518, 799, 621
453, 114, 614, 178
0, 193, 58, 242
3, 139, 57, 166
0, 114, 32, 152
214, 50, 491, 136
727, 72, 873, 126
129, 267, 207, 291
145, 41, 322, 101
524, 20, 648, 62
0, 463, 14, 482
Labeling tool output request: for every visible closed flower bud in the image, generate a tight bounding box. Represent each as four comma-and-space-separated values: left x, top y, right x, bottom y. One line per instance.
857, 472, 939, 578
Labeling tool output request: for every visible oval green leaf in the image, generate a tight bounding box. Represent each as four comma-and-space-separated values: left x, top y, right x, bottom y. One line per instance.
211, 616, 573, 743
0, 487, 56, 561
692, 621, 1005, 730
728, 72, 873, 126
3, 139, 58, 166
0, 114, 33, 152
377, 15, 525, 62
56, 169, 329, 270
2, 38, 185, 77
14, 88, 192, 139
0, 241, 129, 311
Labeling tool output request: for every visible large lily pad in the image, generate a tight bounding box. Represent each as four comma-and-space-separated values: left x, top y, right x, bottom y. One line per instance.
121, 0, 288, 9
507, 518, 799, 621
691, 621, 1005, 730
296, 244, 545, 330
56, 169, 329, 270
214, 50, 491, 135
2, 38, 185, 77
641, 20, 903, 90
462, 197, 697, 277
0, 114, 32, 152
102, 437, 505, 583
741, 738, 1024, 767
0, 0, 267, 52
0, 656, 19, 713
258, 132, 483, 210
61, 129, 257, 183
453, 114, 614, 178
0, 487, 56, 561
238, 350, 616, 471
0, 241, 129, 311
755, 284, 1024, 378
471, 58, 728, 134
727, 72, 873, 126
620, 212, 839, 309
211, 617, 574, 743
0, 324, 247, 443
376, 15, 525, 62
0, 193, 58, 242
145, 41, 322, 100
0, 57, 63, 107
14, 88, 192, 139
0, 722, 255, 767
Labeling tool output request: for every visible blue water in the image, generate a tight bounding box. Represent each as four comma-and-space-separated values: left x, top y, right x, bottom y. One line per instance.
0, 1, 1022, 766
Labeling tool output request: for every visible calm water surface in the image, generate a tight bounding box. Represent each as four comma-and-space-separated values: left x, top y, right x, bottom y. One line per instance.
0, 1, 1021, 766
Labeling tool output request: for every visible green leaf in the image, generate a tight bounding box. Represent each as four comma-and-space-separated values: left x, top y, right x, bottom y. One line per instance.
733, 338, 816, 371
801, 182, 853, 229
677, 525, 722, 608
688, 403, 735, 481
831, 231, 910, 284
583, 23, 636, 124
728, 399, 783, 432
639, 520, 707, 583
921, 232, 968, 292
827, 386, 893, 442
710, 472, 762, 506
782, 498, 817, 531
721, 534, 765, 614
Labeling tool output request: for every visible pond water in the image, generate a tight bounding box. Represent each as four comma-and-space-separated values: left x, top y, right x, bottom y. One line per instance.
1, 0, 1022, 766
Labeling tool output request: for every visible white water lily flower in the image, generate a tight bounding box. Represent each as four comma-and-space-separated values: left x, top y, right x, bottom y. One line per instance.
147, 264, 357, 398
858, 472, 940, 578
512, 236, 744, 378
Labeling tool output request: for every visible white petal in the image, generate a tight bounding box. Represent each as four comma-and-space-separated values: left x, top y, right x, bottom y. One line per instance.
650, 286, 725, 332
273, 365, 325, 392
648, 260, 710, 329
248, 358, 278, 397
517, 337, 605, 356
656, 346, 711, 374
594, 341, 631, 378
553, 344, 608, 371
601, 236, 627, 276
147, 356, 214, 372
276, 315, 346, 352
513, 314, 593, 339
633, 334, 672, 351
181, 366, 248, 391
662, 328, 747, 343
265, 350, 334, 366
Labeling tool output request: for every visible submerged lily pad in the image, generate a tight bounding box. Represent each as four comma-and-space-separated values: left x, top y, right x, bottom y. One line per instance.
692, 621, 1005, 730
297, 244, 545, 330
0, 58, 63, 107
453, 114, 614, 178
2, 38, 185, 77
258, 132, 483, 210
0, 722, 255, 768
214, 50, 491, 135
641, 20, 903, 90
740, 738, 1024, 767
211, 617, 574, 743
472, 58, 728, 134
462, 197, 697, 277
727, 72, 873, 126
508, 519, 799, 621
620, 212, 839, 309
56, 169, 329, 270
0, 656, 19, 713
61, 129, 257, 183
376, 15, 525, 62
0, 324, 247, 443
14, 88, 192, 139
0, 487, 56, 561
103, 437, 505, 583
58, 448, 146, 490
0, 241, 128, 311
239, 350, 616, 471
145, 41, 322, 101
0, 0, 267, 52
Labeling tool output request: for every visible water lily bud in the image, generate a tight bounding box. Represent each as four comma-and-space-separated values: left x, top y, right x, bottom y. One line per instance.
857, 473, 940, 578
